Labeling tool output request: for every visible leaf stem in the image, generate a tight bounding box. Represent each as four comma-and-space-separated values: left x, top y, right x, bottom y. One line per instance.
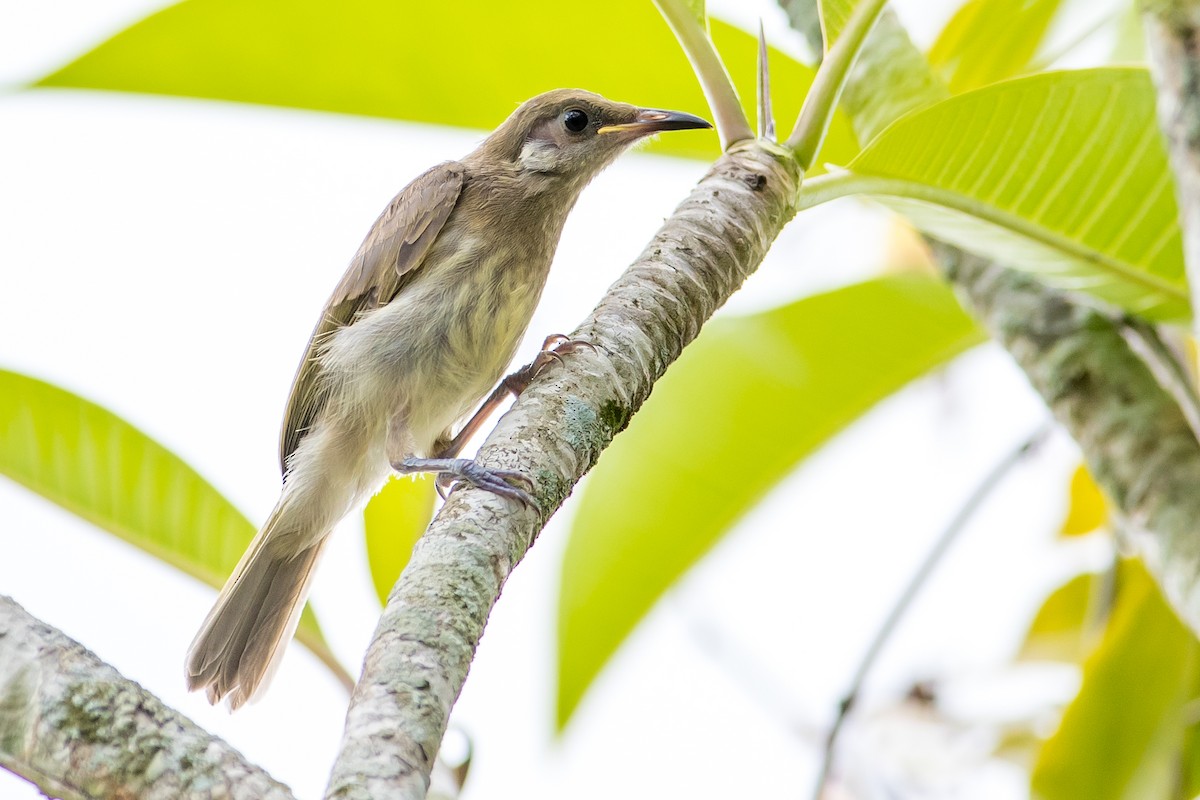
812, 421, 1053, 799
787, 0, 889, 168
652, 0, 754, 148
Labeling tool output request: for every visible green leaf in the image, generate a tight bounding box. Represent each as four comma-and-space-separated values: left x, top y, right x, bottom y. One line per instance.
928, 0, 1065, 93
818, 0, 854, 49
0, 369, 348, 683
801, 69, 1188, 320
32, 0, 855, 166
1032, 560, 1199, 799
363, 476, 436, 606
556, 275, 985, 728
1019, 571, 1108, 663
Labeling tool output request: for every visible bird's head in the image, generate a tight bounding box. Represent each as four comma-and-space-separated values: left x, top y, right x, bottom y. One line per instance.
472, 89, 711, 182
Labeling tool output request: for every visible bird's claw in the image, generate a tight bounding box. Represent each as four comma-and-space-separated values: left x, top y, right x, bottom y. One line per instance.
393, 457, 537, 508
443, 461, 537, 508
504, 334, 597, 395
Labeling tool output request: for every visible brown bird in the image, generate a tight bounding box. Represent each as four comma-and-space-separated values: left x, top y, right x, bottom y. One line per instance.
185, 89, 711, 708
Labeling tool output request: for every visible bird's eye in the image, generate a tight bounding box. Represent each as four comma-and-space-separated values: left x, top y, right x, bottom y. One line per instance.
563, 109, 589, 133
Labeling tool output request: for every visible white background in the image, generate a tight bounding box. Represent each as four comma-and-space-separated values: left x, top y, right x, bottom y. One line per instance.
0, 1, 1114, 797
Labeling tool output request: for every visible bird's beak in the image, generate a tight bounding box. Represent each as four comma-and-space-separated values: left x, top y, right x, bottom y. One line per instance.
597, 108, 713, 136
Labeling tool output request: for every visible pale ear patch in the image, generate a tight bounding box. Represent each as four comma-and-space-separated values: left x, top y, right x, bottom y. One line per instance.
518, 139, 561, 173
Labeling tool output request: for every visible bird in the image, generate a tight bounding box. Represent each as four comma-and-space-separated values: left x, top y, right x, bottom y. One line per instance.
184, 89, 711, 708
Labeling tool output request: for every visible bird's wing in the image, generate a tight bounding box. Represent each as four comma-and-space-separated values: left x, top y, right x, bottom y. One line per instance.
278, 162, 466, 472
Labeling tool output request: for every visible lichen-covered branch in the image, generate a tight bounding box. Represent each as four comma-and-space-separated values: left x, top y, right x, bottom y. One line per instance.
1144, 0, 1200, 328
781, 0, 1200, 631
324, 142, 801, 800
938, 246, 1200, 631
0, 595, 293, 800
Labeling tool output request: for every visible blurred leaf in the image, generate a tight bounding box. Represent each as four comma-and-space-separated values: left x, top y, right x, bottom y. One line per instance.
1032, 560, 1199, 799
1112, 5, 1145, 64
0, 369, 345, 679
1019, 571, 1108, 663
364, 475, 436, 606
928, 0, 1065, 93
557, 275, 985, 728
804, 69, 1188, 320
818, 0, 854, 49
1060, 464, 1108, 537
1180, 696, 1200, 799
33, 0, 856, 167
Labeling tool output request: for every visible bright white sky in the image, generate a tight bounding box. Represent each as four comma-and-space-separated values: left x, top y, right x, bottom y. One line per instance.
0, 1, 1114, 798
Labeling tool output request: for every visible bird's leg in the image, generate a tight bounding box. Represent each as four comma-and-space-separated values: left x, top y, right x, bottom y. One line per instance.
395, 334, 593, 506
502, 333, 597, 395
391, 456, 536, 507
434, 333, 593, 463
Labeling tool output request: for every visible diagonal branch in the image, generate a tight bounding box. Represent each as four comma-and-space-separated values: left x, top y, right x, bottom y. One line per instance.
324, 142, 801, 799
937, 245, 1200, 629
0, 595, 294, 800
780, 0, 1200, 631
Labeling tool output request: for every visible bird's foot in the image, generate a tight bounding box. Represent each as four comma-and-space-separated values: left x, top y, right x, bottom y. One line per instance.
392, 457, 537, 508
503, 334, 596, 395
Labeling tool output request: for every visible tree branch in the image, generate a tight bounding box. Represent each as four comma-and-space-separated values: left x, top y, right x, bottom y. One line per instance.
0, 595, 293, 800
324, 142, 801, 799
779, 0, 1200, 629
938, 246, 1200, 629
1144, 0, 1200, 329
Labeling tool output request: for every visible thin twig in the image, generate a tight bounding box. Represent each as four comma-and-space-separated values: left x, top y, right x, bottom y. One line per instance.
812, 421, 1054, 799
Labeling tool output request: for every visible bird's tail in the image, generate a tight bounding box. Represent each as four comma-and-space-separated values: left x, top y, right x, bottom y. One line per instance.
185, 497, 329, 710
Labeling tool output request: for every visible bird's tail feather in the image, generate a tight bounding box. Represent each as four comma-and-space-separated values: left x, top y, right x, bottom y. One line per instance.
185, 502, 329, 710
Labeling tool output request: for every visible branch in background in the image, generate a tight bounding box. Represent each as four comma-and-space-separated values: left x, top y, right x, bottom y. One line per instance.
938, 245, 1200, 629
813, 422, 1053, 800
780, 0, 1200, 634
0, 595, 294, 800
1144, 1, 1200, 331
324, 143, 802, 800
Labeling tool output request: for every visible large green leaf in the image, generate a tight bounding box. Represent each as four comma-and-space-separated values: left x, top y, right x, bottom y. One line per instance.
33, 0, 856, 167
363, 476, 436, 606
1032, 561, 1199, 799
800, 69, 1189, 320
928, 0, 1065, 93
556, 275, 985, 727
0, 369, 348, 684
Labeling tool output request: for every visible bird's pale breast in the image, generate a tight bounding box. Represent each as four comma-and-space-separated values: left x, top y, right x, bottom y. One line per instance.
321, 219, 553, 459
